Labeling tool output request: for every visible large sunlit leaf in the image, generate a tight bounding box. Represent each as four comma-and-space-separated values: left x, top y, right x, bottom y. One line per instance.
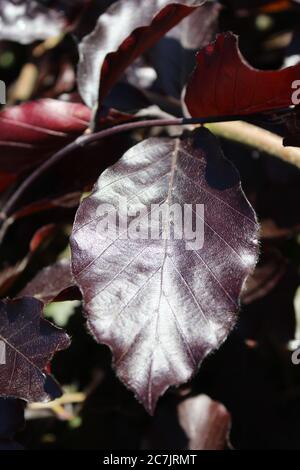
71, 128, 259, 414
184, 32, 300, 118
0, 297, 70, 402
77, 0, 206, 109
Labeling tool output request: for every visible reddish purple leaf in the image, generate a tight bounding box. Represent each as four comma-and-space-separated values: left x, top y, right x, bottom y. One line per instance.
0, 99, 90, 175
241, 248, 287, 305
0, 224, 57, 297
71, 127, 259, 414
0, 134, 131, 232
0, 173, 17, 193
20, 259, 79, 304
0, 99, 132, 189
28, 224, 57, 253
0, 297, 70, 402
178, 394, 231, 450
78, 0, 206, 108
184, 32, 300, 118
5, 193, 81, 230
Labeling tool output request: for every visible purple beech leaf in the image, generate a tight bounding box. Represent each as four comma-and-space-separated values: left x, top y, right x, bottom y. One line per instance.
178, 394, 231, 450
0, 98, 132, 188
0, 99, 93, 182
8, 193, 81, 227
0, 224, 57, 297
184, 32, 300, 119
71, 128, 259, 414
241, 248, 287, 305
0, 297, 70, 403
20, 259, 80, 304
77, 0, 206, 109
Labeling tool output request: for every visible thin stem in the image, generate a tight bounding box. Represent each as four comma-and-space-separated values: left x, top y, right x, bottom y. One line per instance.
0, 111, 290, 229
0, 115, 241, 219
0, 118, 180, 218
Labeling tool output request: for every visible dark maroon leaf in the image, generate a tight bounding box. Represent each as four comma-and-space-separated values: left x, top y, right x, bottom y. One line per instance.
241, 248, 287, 304
0, 297, 70, 402
178, 394, 231, 450
0, 99, 91, 176
0, 173, 17, 193
0, 99, 132, 190
28, 224, 57, 253
20, 259, 79, 304
1, 131, 132, 231
0, 261, 27, 298
184, 32, 300, 118
0, 0, 89, 44
71, 127, 259, 414
0, 224, 57, 296
77, 0, 206, 109
0, 132, 131, 254
7, 192, 81, 226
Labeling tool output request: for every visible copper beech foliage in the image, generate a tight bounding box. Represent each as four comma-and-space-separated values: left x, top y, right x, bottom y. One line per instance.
0, 99, 131, 192
0, 0, 300, 449
71, 128, 259, 413
184, 31, 300, 118
77, 0, 206, 108
20, 259, 80, 304
0, 298, 70, 402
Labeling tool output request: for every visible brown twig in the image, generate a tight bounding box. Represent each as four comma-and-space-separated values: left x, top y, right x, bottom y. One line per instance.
0, 115, 241, 221
1, 114, 298, 244
207, 121, 300, 169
